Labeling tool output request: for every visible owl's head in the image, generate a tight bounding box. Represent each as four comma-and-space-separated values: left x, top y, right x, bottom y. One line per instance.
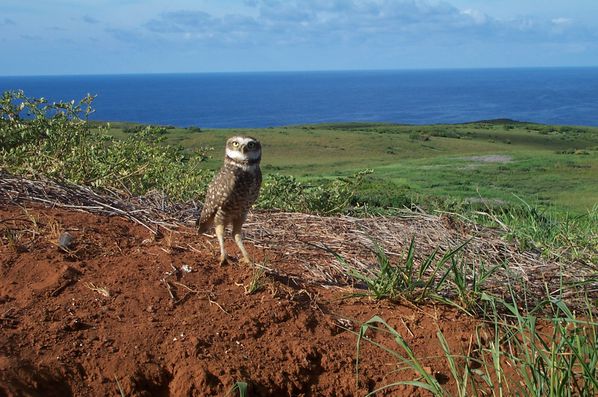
225, 136, 261, 164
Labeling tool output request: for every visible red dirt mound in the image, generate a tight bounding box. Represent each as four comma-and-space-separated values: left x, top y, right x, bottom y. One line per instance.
1, 204, 481, 396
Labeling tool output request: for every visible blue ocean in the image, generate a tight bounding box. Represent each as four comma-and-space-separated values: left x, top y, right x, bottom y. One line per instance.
1, 68, 597, 128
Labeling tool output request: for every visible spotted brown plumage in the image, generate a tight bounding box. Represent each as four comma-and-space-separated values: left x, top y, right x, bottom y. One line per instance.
197, 136, 262, 265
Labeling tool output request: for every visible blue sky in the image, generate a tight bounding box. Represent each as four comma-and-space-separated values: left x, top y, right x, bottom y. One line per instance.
1, 0, 597, 75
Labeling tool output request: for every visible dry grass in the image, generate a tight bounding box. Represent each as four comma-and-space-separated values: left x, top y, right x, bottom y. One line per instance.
2, 171, 595, 312
84, 282, 111, 298
243, 211, 595, 310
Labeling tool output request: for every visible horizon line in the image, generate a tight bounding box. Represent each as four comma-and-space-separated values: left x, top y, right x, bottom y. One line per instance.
1, 65, 598, 78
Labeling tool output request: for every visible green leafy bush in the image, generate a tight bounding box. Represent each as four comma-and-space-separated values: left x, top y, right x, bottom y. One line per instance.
257, 170, 372, 214
350, 176, 411, 210
0, 90, 212, 201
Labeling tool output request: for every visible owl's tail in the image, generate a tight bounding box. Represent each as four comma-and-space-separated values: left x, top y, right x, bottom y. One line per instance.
196, 204, 214, 234
196, 219, 210, 234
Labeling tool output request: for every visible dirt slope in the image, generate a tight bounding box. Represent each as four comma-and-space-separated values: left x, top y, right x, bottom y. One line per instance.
0, 203, 483, 396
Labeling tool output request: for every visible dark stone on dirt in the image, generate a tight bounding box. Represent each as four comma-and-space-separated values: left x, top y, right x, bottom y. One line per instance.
58, 232, 74, 251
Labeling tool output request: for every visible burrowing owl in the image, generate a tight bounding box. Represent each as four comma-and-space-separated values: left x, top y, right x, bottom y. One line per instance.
197, 136, 262, 265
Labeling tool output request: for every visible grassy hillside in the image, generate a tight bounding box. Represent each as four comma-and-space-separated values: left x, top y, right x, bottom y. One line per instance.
104, 121, 598, 214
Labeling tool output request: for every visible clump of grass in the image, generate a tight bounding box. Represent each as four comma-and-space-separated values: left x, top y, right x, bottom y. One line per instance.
474, 196, 597, 265
244, 266, 267, 295
484, 293, 598, 396
347, 232, 596, 395
1, 228, 24, 251
45, 218, 63, 244
337, 237, 498, 313
18, 206, 41, 238
354, 290, 598, 396
0, 207, 43, 252
446, 260, 505, 314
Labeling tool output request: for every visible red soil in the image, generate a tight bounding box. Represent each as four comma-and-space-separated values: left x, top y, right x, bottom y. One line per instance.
1, 204, 481, 396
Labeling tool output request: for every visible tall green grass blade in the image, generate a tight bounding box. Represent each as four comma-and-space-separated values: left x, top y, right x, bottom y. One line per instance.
227, 381, 248, 397
356, 316, 444, 395
437, 329, 468, 397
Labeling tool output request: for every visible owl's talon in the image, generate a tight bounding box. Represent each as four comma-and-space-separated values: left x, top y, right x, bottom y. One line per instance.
239, 257, 252, 266
219, 255, 229, 266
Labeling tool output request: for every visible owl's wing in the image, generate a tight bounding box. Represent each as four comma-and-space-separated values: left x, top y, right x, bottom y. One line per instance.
197, 168, 235, 231
249, 168, 262, 203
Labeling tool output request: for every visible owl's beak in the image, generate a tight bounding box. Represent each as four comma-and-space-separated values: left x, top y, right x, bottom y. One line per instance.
241, 145, 249, 153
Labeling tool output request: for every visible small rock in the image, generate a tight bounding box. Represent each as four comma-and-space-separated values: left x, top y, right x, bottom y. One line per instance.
58, 232, 74, 251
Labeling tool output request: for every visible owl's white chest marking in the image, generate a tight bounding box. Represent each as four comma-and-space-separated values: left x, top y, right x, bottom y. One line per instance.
227, 161, 260, 172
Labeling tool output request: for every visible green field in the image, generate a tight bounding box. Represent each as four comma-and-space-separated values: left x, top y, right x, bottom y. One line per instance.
104, 121, 598, 214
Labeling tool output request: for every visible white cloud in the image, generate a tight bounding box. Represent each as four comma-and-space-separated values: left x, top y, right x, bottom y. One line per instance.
141, 0, 495, 47
551, 17, 572, 26
5, 0, 597, 74
460, 8, 487, 25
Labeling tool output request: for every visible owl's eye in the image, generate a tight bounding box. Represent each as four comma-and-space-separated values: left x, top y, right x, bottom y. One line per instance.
232, 141, 239, 147
247, 141, 255, 149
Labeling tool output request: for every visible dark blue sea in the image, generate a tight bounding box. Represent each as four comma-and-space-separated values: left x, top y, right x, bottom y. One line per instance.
1, 68, 597, 128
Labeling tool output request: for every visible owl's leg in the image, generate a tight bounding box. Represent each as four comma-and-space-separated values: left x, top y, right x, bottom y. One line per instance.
215, 223, 228, 265
232, 219, 252, 265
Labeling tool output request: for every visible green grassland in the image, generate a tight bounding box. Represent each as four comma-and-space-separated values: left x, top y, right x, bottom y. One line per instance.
104, 121, 598, 214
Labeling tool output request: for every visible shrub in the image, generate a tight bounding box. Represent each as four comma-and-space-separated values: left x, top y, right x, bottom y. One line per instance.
409, 131, 430, 141
0, 90, 212, 201
122, 125, 145, 134
350, 176, 411, 210
257, 170, 372, 214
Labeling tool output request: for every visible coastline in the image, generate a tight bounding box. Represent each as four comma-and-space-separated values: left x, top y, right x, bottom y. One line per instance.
2, 68, 598, 128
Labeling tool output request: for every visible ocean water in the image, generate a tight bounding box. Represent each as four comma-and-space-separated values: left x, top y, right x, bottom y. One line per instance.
1, 68, 597, 128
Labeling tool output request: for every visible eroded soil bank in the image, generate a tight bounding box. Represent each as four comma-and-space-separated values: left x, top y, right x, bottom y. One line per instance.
2, 203, 486, 396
